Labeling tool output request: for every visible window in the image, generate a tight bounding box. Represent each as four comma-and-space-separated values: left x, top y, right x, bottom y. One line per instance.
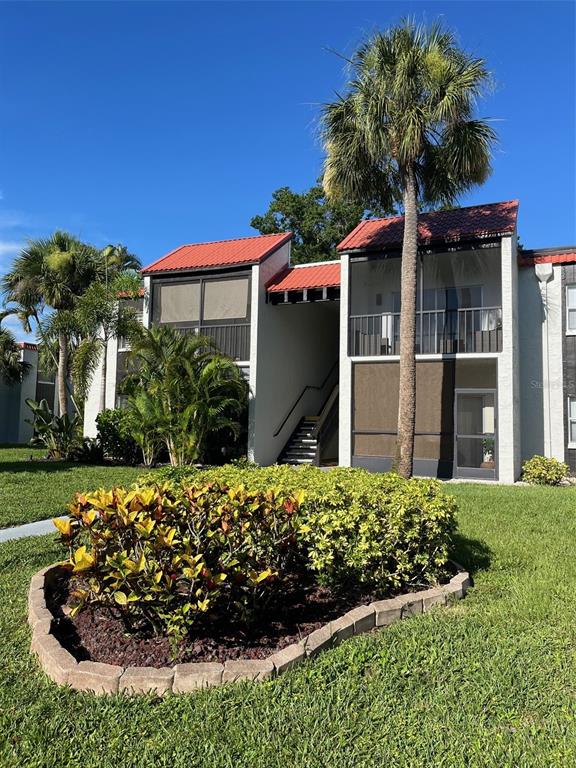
392, 285, 482, 312
202, 278, 249, 321
153, 281, 200, 325
569, 397, 576, 447
566, 285, 576, 333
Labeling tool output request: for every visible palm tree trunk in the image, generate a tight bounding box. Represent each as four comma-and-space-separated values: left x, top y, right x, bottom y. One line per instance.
395, 165, 418, 478
33, 310, 82, 417
57, 330, 68, 417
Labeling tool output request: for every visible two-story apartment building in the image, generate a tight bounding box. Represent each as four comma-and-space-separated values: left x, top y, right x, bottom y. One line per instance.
83, 199, 576, 483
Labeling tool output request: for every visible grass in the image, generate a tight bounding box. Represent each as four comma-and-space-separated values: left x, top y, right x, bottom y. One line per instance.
0, 483, 575, 767
0, 446, 155, 529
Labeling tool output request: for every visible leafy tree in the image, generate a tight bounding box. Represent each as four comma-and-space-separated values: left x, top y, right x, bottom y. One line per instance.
1, 231, 99, 416
322, 20, 495, 477
1, 238, 141, 417
0, 326, 30, 385
122, 325, 248, 466
250, 183, 389, 264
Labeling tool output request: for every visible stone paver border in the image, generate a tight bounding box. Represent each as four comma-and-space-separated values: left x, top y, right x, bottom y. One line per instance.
29, 563, 471, 695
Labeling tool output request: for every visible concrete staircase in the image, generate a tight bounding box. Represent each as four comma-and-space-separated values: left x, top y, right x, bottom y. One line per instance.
278, 417, 318, 465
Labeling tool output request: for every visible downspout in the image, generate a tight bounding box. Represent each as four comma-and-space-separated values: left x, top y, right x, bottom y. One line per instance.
535, 263, 554, 457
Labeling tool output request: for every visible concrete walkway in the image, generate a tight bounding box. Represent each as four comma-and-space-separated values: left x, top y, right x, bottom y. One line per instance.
0, 516, 66, 544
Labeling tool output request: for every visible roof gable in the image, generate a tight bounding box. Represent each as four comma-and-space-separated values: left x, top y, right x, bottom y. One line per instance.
337, 200, 519, 253
142, 232, 292, 274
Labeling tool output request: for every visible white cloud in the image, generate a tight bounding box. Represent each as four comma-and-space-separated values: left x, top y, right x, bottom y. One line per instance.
0, 240, 22, 257
0, 314, 36, 344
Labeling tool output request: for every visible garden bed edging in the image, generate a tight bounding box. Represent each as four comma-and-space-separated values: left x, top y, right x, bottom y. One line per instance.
28, 563, 470, 695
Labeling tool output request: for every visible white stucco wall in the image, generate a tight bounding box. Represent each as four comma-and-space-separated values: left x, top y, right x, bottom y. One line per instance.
249, 241, 340, 465
339, 253, 352, 466
497, 234, 521, 482
518, 262, 565, 463
83, 337, 119, 438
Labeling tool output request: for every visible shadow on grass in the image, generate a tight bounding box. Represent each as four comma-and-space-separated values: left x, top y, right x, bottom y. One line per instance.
0, 459, 125, 475
0, 460, 79, 475
450, 532, 492, 577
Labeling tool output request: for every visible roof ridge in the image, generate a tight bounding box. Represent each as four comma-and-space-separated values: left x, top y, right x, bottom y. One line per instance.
363, 199, 519, 226
176, 231, 291, 249
292, 258, 340, 269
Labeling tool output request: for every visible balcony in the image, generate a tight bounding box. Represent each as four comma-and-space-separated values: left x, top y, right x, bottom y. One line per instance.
349, 307, 502, 356
180, 323, 251, 361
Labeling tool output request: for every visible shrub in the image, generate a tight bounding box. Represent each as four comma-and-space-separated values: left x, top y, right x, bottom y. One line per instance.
56, 466, 457, 641
522, 455, 569, 486
25, 398, 80, 460
96, 408, 139, 465
140, 464, 458, 593
55, 482, 304, 638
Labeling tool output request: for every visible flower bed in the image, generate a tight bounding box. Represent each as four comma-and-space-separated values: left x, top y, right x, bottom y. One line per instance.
29, 562, 470, 694
30, 467, 463, 694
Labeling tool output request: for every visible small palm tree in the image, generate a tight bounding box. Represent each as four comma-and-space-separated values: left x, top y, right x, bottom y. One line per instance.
322, 19, 496, 477
0, 327, 30, 385
1, 231, 99, 416
123, 325, 248, 466
69, 273, 143, 409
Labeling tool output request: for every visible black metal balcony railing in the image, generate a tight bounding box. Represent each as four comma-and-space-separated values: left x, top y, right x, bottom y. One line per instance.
349, 307, 502, 357
181, 323, 251, 361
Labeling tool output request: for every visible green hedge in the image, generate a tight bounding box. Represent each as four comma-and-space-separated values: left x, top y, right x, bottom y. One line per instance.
55, 465, 457, 638
140, 464, 458, 591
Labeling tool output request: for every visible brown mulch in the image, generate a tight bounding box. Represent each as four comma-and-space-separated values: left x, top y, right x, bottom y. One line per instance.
46, 570, 382, 667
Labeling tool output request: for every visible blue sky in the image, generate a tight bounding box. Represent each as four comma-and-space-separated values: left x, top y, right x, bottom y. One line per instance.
1, 1, 574, 341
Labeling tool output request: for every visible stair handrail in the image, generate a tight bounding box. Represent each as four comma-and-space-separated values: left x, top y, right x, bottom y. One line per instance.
313, 390, 340, 466
272, 361, 339, 438
311, 384, 339, 438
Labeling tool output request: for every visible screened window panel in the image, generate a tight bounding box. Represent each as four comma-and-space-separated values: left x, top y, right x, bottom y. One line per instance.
156, 282, 200, 324
570, 397, 576, 420
567, 286, 576, 309
202, 278, 249, 321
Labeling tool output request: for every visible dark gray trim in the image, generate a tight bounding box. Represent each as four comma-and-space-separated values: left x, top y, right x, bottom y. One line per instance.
561, 265, 576, 472
151, 271, 252, 328
352, 455, 454, 479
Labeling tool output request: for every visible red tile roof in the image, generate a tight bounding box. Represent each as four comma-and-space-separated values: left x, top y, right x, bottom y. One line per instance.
519, 251, 576, 267
18, 342, 38, 351
337, 200, 519, 253
142, 232, 292, 274
267, 261, 341, 293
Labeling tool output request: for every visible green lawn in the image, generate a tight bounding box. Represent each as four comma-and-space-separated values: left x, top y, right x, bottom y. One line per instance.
0, 483, 575, 767
0, 446, 154, 529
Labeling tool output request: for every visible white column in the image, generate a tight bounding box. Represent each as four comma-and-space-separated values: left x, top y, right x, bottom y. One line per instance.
497, 235, 521, 482
142, 275, 151, 328
339, 253, 352, 466
535, 264, 565, 460
247, 264, 260, 463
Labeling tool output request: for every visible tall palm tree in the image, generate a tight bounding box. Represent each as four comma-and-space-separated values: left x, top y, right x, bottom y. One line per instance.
1, 231, 99, 416
322, 20, 496, 477
0, 327, 30, 385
